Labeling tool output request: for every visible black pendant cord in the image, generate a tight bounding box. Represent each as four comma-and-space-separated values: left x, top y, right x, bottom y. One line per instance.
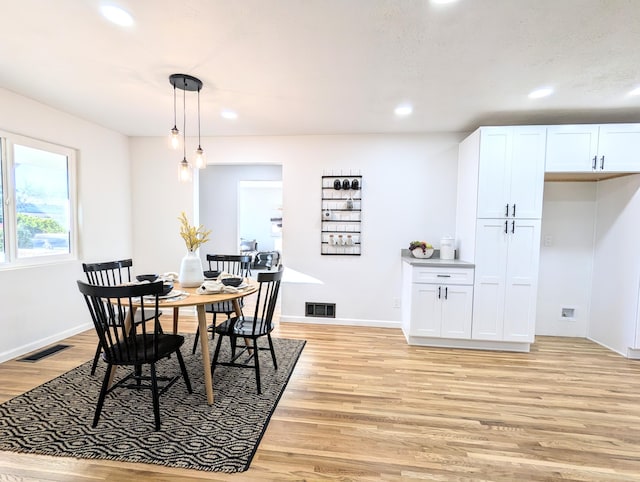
183, 79, 187, 161
197, 87, 202, 150
173, 83, 177, 132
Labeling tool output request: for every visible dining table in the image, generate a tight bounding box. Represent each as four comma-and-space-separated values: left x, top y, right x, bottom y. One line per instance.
115, 279, 258, 405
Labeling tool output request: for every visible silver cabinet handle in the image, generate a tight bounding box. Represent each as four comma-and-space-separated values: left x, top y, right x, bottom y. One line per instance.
592, 156, 597, 170
600, 155, 605, 170
436, 274, 451, 278
505, 220, 508, 234
511, 221, 515, 233
512, 204, 516, 217
438, 286, 441, 299
505, 204, 509, 217
444, 287, 448, 300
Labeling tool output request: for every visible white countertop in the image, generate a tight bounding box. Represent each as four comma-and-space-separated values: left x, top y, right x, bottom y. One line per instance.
401, 250, 474, 268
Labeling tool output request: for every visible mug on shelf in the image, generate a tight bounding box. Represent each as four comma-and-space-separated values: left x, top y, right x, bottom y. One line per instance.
329, 234, 336, 246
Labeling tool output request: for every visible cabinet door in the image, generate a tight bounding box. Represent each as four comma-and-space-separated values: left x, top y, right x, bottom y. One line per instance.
597, 124, 640, 172
477, 127, 512, 218
441, 284, 473, 339
472, 219, 508, 340
545, 125, 599, 172
502, 219, 541, 342
410, 284, 442, 337
509, 126, 546, 219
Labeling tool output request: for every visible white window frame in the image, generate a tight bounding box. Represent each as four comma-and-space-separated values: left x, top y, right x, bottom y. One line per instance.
0, 130, 78, 268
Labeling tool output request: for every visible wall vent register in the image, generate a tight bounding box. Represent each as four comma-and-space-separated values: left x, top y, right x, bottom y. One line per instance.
305, 302, 336, 318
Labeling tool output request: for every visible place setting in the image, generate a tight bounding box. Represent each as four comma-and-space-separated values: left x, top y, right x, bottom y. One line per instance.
196, 271, 250, 295
134, 273, 189, 302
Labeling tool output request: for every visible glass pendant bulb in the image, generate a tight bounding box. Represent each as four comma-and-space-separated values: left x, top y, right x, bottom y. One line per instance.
179, 158, 191, 182
170, 126, 180, 149
194, 146, 205, 169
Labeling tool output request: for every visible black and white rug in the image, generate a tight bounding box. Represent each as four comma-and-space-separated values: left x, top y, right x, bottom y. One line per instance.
0, 335, 305, 473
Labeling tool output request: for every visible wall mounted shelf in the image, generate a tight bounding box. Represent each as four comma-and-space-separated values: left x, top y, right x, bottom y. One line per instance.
321, 172, 362, 255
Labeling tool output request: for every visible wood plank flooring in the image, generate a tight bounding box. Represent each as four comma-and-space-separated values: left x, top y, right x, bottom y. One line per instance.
1, 313, 640, 481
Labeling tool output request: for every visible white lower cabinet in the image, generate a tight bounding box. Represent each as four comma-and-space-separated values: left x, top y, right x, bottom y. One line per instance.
402, 264, 474, 342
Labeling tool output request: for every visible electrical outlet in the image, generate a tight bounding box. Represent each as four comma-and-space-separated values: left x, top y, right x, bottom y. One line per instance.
393, 298, 401, 308
544, 235, 553, 247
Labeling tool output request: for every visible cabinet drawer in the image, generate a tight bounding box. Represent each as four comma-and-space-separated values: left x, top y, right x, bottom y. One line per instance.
412, 267, 474, 285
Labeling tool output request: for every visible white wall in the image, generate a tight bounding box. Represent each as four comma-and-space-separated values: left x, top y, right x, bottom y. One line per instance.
589, 175, 640, 355
0, 88, 132, 362
536, 182, 596, 337
130, 133, 462, 326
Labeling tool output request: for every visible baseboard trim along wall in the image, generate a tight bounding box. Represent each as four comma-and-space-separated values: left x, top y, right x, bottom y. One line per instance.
0, 322, 92, 364
279, 315, 400, 329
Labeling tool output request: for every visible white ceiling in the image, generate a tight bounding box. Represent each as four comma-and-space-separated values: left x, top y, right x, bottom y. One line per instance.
1, 0, 639, 137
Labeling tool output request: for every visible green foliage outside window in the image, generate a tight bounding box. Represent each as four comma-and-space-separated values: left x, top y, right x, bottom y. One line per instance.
16, 214, 64, 248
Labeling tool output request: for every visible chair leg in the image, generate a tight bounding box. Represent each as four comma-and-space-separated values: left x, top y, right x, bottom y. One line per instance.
175, 349, 192, 393
93, 364, 113, 428
191, 326, 200, 354
253, 339, 262, 394
90, 342, 102, 375
211, 331, 224, 377
150, 363, 161, 431
267, 333, 278, 370
135, 365, 142, 386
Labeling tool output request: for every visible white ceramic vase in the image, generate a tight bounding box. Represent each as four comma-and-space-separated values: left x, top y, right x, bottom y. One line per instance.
178, 251, 204, 287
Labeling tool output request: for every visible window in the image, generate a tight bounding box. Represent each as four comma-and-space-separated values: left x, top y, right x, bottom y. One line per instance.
0, 132, 77, 266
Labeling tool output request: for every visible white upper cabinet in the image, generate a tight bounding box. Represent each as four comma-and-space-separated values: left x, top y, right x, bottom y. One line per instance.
546, 124, 640, 173
476, 126, 546, 219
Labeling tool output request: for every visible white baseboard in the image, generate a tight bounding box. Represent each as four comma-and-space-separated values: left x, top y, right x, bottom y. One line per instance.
586, 336, 627, 358
279, 315, 400, 329
403, 334, 531, 352
627, 347, 640, 359
0, 322, 93, 364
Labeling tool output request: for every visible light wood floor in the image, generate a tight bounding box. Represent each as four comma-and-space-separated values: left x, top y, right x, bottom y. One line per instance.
2, 313, 640, 481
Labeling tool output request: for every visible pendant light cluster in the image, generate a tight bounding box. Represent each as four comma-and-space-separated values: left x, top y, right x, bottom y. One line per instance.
169, 73, 205, 182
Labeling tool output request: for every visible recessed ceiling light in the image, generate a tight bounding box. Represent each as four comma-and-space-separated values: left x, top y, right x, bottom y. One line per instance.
100, 5, 134, 27
528, 87, 554, 99
394, 104, 413, 117
220, 109, 238, 120
629, 86, 640, 96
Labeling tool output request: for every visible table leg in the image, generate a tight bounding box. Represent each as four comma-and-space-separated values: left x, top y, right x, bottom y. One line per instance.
172, 307, 179, 334
197, 304, 214, 405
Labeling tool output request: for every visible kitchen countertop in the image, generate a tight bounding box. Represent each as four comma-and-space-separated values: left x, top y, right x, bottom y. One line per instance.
401, 249, 474, 268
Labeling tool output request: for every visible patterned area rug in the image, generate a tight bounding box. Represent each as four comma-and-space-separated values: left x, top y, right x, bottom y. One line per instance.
0, 335, 305, 472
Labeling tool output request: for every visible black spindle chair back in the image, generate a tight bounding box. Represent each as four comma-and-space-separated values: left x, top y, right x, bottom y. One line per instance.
211, 265, 284, 394
77, 280, 191, 431
191, 254, 252, 353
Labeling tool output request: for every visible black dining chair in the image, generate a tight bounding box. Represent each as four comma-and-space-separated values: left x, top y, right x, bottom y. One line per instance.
77, 280, 192, 431
210, 266, 283, 394
83, 259, 163, 375
191, 254, 252, 354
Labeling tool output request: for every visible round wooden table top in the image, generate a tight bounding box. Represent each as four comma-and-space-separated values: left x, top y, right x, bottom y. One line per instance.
156, 278, 259, 308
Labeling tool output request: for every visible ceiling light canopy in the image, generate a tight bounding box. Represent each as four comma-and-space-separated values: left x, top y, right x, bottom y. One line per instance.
528, 87, 554, 99
394, 104, 413, 117
169, 74, 205, 181
100, 5, 134, 27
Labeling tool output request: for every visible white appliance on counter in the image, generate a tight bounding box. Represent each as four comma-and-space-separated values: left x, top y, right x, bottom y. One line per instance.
440, 236, 455, 260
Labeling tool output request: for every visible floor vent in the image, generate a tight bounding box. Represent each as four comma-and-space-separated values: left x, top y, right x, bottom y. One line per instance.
305, 302, 336, 318
18, 344, 71, 362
